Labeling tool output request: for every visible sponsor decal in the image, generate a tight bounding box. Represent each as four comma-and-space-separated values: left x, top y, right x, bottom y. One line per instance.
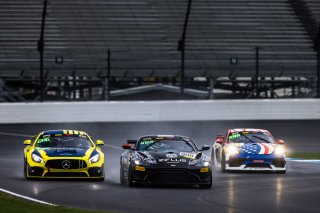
229, 133, 241, 140
253, 160, 264, 163
140, 140, 154, 145
159, 158, 187, 163
179, 152, 196, 159
166, 153, 178, 158
37, 138, 50, 143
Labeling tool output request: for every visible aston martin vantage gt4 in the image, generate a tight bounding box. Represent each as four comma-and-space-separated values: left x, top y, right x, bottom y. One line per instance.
120, 135, 212, 188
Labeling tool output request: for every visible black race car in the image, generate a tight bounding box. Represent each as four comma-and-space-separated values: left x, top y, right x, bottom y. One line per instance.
120, 135, 212, 188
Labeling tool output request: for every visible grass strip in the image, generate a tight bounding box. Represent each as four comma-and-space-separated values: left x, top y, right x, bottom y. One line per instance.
0, 191, 116, 213
287, 152, 320, 159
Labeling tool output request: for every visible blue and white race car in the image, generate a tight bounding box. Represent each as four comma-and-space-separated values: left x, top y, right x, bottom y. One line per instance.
212, 128, 286, 173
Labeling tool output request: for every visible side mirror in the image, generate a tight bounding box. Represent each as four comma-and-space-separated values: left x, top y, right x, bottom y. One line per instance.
24, 139, 32, 145
96, 140, 104, 146
122, 144, 132, 150
201, 144, 210, 151
216, 135, 225, 144
276, 139, 285, 145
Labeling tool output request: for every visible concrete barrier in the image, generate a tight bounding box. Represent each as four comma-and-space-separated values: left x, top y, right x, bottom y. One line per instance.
0, 99, 319, 123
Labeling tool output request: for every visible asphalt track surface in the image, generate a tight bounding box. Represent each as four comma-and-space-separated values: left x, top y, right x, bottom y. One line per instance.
0, 120, 320, 213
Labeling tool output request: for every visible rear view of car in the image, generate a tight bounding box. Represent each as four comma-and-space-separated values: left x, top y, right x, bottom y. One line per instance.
212, 128, 286, 173
23, 129, 105, 180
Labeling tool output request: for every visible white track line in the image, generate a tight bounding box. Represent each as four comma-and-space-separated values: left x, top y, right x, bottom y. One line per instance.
0, 131, 121, 206
105, 144, 122, 150
0, 132, 57, 206
0, 131, 31, 137
0, 188, 57, 206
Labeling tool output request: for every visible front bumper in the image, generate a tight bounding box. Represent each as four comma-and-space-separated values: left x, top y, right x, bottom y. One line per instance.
225, 153, 286, 171
131, 166, 212, 184
26, 158, 104, 178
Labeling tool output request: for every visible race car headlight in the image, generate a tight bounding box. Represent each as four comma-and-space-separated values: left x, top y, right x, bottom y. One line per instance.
203, 161, 210, 167
189, 159, 210, 167
89, 154, 100, 164
225, 146, 239, 155
189, 158, 200, 165
134, 160, 141, 165
197, 161, 210, 167
134, 159, 156, 165
274, 146, 285, 155
32, 153, 43, 163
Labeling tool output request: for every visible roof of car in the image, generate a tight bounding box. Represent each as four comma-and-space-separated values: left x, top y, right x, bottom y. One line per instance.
229, 128, 271, 134
139, 135, 191, 140
41, 129, 88, 136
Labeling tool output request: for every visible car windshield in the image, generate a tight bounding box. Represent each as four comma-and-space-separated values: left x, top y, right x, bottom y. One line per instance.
228, 131, 275, 144
35, 134, 93, 148
137, 139, 196, 152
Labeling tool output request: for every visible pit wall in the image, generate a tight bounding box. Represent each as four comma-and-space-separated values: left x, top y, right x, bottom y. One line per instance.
0, 99, 319, 123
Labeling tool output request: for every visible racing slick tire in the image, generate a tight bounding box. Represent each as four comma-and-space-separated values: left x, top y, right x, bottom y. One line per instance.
120, 166, 125, 185
24, 160, 31, 180
221, 152, 226, 173
126, 166, 138, 187
199, 174, 212, 189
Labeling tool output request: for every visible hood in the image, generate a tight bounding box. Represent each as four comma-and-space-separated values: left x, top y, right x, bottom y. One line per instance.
36, 147, 91, 157
232, 143, 276, 155
135, 151, 203, 165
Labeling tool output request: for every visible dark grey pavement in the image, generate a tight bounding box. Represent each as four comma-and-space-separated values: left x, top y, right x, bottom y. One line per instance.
0, 121, 319, 213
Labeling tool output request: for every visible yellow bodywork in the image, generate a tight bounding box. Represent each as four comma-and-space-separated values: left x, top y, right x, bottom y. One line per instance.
24, 130, 105, 179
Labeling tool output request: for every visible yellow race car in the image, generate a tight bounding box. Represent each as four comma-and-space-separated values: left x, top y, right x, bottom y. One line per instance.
23, 129, 105, 180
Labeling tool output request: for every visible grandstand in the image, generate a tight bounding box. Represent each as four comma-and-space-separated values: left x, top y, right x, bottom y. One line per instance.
0, 0, 319, 101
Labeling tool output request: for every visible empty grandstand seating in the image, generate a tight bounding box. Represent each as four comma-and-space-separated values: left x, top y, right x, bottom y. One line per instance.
306, 0, 320, 21
0, 0, 317, 78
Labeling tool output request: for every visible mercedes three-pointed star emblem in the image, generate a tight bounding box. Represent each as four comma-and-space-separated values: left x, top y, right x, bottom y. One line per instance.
62, 160, 71, 169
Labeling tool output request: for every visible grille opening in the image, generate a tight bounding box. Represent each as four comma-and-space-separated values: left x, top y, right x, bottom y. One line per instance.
45, 160, 87, 169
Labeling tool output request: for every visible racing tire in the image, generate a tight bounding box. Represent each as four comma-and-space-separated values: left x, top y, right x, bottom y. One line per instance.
221, 152, 226, 173
120, 166, 125, 185
126, 166, 137, 187
24, 160, 31, 180
199, 174, 212, 189
211, 149, 215, 166
199, 183, 212, 189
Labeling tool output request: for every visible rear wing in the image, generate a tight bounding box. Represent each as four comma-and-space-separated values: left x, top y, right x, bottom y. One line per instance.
127, 140, 137, 144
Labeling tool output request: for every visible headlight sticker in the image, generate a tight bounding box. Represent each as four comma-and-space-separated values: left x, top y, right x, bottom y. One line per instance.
179, 152, 196, 159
